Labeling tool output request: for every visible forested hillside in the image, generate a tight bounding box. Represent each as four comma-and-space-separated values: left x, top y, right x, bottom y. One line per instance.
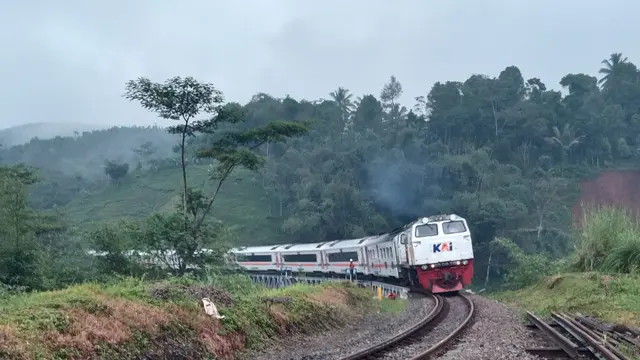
0, 126, 178, 209
0, 122, 108, 147
2, 52, 640, 288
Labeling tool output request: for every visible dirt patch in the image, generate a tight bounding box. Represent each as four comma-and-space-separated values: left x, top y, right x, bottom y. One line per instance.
307, 287, 350, 309
45, 308, 130, 354
101, 297, 170, 333
198, 322, 245, 360
545, 275, 564, 289
148, 283, 233, 306
267, 305, 290, 334
44, 296, 172, 356
573, 170, 640, 224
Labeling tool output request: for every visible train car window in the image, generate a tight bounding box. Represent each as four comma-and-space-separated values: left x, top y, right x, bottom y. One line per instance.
443, 220, 467, 234
415, 224, 439, 237
327, 251, 358, 262
283, 254, 317, 262
237, 254, 271, 262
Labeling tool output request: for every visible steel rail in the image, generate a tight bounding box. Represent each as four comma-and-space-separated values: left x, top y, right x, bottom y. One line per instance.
409, 294, 475, 360
526, 311, 580, 358
338, 292, 443, 360
339, 293, 475, 360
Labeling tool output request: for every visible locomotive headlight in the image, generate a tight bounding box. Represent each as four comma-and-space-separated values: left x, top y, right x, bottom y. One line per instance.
430, 264, 435, 268
449, 214, 458, 221
421, 265, 428, 270
456, 261, 461, 265
462, 260, 469, 265
421, 217, 429, 223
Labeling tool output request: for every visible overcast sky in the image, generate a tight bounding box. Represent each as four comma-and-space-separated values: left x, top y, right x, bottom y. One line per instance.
1, 0, 639, 129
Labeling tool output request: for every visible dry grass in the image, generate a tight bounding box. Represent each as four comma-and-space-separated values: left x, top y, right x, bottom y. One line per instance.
0, 325, 28, 359
308, 287, 350, 308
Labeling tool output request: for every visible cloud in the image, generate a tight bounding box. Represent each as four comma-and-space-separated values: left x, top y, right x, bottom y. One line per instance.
1, 0, 639, 129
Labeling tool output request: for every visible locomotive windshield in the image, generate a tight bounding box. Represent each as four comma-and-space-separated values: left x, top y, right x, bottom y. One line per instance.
442, 220, 467, 234
415, 223, 438, 237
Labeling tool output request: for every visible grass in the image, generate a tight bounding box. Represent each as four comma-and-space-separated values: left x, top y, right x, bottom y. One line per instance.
377, 298, 408, 313
0, 275, 386, 359
490, 272, 640, 327
491, 207, 640, 327
64, 165, 287, 245
572, 206, 640, 274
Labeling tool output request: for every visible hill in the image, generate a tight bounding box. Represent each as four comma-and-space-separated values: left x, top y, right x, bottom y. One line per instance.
0, 125, 178, 180
64, 164, 286, 245
0, 122, 109, 147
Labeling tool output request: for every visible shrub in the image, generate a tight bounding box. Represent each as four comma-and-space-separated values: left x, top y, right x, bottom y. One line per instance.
572, 206, 640, 274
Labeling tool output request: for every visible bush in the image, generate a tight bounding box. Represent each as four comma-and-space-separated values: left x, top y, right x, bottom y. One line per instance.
572, 206, 640, 274
492, 237, 566, 288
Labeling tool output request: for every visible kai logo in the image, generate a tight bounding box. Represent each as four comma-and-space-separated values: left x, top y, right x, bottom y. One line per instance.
433, 242, 453, 253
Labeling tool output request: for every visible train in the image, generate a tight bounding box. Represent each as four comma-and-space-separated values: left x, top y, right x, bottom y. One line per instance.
230, 214, 474, 293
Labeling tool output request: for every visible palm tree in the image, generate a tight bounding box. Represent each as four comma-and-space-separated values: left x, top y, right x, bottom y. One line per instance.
598, 53, 628, 88
329, 87, 354, 120
544, 124, 584, 171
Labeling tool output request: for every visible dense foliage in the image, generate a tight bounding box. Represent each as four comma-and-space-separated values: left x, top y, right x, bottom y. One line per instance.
2, 52, 640, 290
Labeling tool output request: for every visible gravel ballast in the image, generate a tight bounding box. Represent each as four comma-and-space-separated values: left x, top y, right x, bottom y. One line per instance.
240, 292, 552, 360
240, 293, 434, 360
437, 294, 548, 360
376, 295, 470, 360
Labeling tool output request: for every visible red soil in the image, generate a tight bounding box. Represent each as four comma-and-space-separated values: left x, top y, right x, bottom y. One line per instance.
572, 170, 640, 224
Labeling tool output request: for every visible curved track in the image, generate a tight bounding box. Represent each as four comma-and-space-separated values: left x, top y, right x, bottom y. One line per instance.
339, 292, 475, 360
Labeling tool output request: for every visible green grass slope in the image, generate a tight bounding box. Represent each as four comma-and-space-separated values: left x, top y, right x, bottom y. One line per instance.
490, 272, 640, 327
64, 165, 286, 245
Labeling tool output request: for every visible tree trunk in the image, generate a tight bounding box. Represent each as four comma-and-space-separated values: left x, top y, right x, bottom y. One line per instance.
490, 100, 498, 137
180, 121, 189, 227
484, 244, 493, 290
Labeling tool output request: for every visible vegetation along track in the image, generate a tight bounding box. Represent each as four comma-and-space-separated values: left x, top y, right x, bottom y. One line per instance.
340, 291, 474, 360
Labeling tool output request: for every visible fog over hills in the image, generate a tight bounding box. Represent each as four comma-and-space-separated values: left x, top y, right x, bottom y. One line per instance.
0, 122, 112, 147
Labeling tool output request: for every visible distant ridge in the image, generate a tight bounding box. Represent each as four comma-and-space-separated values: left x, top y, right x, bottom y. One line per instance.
0, 122, 111, 147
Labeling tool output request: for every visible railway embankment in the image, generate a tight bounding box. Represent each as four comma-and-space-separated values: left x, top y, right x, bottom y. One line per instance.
0, 276, 392, 359
491, 272, 640, 328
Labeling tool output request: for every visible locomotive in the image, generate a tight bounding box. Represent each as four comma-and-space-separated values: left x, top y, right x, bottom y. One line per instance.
231, 214, 474, 293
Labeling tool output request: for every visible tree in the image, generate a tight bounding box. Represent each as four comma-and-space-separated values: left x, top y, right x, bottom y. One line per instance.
598, 52, 629, 88
0, 166, 48, 289
544, 124, 584, 171
124, 77, 309, 273
104, 160, 129, 183
380, 75, 403, 110
124, 77, 224, 224
329, 87, 354, 124
133, 141, 157, 169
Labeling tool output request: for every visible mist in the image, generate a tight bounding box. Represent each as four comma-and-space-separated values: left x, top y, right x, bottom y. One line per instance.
0, 125, 179, 180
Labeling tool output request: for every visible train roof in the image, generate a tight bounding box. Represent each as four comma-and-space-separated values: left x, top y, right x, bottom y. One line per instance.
317, 234, 390, 251
230, 234, 391, 254
408, 214, 465, 226
231, 244, 291, 253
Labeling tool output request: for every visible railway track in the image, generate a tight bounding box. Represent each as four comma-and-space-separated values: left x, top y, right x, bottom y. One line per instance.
339, 291, 475, 360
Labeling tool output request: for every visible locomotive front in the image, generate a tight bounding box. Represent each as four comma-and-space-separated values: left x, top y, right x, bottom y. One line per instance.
407, 214, 474, 293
